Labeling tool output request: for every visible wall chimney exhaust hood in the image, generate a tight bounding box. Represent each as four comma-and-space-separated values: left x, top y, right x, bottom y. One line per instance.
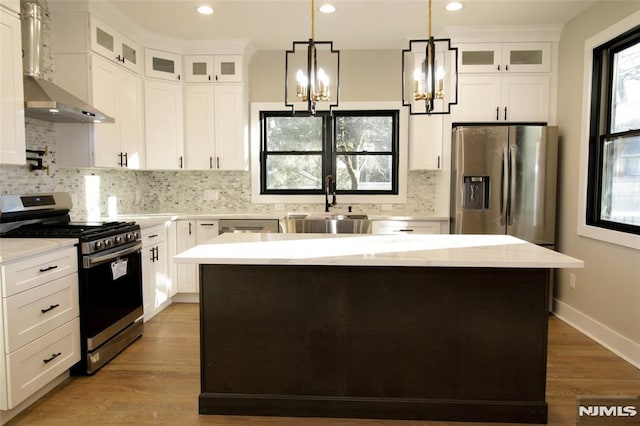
21, 2, 113, 123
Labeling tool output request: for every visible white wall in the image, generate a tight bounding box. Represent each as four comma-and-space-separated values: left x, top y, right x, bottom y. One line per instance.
555, 0, 640, 367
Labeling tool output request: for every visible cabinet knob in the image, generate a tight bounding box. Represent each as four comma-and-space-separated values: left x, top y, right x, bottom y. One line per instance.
177, 74, 181, 81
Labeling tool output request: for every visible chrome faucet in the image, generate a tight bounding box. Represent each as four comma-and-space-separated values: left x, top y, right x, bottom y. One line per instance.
324, 174, 337, 212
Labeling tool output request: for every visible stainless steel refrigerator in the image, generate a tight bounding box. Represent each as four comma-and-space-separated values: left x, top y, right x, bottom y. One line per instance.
450, 125, 559, 247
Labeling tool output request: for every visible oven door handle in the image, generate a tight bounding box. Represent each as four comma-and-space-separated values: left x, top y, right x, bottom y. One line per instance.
84, 241, 142, 269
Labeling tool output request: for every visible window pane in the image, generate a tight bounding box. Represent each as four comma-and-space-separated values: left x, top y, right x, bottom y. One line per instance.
336, 154, 392, 191
266, 155, 323, 190
266, 116, 323, 151
611, 41, 640, 133
600, 134, 640, 225
335, 116, 393, 152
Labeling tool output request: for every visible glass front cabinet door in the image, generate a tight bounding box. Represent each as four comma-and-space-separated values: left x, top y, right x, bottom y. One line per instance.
457, 42, 550, 74
145, 48, 182, 81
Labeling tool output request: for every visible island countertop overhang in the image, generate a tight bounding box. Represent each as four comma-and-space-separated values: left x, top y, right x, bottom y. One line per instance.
174, 233, 584, 269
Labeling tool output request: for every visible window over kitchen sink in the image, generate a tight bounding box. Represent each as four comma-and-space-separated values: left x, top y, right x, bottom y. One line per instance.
259, 110, 399, 195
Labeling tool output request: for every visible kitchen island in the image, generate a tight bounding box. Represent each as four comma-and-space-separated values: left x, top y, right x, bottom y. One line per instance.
175, 233, 583, 424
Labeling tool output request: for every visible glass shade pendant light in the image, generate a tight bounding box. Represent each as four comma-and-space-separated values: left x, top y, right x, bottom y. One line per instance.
402, 0, 458, 115
285, 0, 340, 115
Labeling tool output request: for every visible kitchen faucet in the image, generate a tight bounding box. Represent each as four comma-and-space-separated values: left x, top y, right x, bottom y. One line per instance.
325, 175, 337, 212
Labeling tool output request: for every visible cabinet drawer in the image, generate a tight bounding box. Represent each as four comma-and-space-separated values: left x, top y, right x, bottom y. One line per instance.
4, 273, 79, 353
6, 318, 80, 409
142, 224, 166, 247
1, 247, 77, 297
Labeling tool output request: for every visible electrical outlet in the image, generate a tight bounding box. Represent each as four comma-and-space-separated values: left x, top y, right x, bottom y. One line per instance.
569, 273, 576, 289
204, 190, 219, 201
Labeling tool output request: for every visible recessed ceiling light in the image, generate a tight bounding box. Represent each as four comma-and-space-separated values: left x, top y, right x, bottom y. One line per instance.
319, 3, 336, 13
197, 5, 214, 15
445, 1, 463, 11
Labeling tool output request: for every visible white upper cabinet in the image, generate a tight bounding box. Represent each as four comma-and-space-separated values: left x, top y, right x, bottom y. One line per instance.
145, 48, 182, 81
145, 79, 184, 169
0, 7, 26, 165
184, 84, 248, 170
91, 55, 145, 168
455, 74, 550, 123
409, 115, 443, 171
213, 84, 247, 170
214, 55, 243, 82
184, 55, 243, 83
457, 42, 551, 74
90, 15, 141, 74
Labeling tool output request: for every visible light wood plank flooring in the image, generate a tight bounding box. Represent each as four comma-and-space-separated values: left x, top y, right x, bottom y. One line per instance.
8, 303, 640, 425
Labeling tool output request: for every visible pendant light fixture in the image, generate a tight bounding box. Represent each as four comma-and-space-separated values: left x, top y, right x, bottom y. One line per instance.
285, 0, 340, 115
402, 0, 458, 115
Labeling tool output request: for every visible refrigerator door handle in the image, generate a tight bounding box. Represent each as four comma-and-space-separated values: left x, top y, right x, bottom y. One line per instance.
509, 147, 517, 226
500, 145, 509, 226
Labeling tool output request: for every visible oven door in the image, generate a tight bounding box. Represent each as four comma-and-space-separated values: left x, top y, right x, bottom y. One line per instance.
80, 241, 143, 351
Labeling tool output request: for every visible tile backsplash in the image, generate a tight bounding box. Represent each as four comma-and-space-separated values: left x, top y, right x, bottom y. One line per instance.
1, 152, 439, 220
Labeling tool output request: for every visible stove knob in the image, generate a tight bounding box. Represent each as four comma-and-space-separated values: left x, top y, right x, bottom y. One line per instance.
126, 232, 135, 241
115, 235, 124, 244
104, 239, 113, 248
133, 231, 140, 240
94, 240, 104, 250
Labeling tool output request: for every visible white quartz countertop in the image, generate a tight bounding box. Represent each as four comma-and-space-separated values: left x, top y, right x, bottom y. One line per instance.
174, 233, 584, 269
112, 213, 450, 223
0, 238, 77, 263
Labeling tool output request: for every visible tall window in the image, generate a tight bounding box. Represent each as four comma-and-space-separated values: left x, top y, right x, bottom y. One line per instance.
260, 110, 399, 195
587, 25, 640, 235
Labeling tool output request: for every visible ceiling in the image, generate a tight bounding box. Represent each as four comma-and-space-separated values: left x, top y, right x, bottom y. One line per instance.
103, 0, 598, 50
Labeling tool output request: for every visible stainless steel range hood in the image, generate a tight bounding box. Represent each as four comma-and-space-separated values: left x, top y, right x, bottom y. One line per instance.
22, 2, 113, 123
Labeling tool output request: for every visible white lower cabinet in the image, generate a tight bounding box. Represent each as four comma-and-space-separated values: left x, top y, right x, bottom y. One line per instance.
175, 220, 219, 294
5, 318, 80, 409
175, 220, 197, 294
0, 245, 80, 411
372, 220, 447, 235
141, 224, 171, 321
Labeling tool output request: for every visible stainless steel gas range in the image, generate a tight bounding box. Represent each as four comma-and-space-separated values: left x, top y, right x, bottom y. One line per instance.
0, 193, 143, 374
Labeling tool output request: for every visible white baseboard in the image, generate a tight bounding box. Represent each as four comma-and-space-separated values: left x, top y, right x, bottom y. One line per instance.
553, 298, 640, 369
171, 293, 199, 303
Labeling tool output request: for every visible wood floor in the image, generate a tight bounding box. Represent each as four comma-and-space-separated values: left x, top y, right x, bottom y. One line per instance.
8, 303, 640, 426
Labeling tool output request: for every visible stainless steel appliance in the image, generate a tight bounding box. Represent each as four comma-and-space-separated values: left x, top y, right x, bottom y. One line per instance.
450, 125, 558, 247
218, 219, 280, 234
0, 193, 143, 374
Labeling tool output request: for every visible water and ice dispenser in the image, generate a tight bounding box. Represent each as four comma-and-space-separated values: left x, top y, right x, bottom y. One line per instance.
463, 176, 490, 210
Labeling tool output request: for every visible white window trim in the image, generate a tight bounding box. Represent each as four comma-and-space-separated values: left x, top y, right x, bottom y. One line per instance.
577, 9, 640, 250
250, 101, 408, 205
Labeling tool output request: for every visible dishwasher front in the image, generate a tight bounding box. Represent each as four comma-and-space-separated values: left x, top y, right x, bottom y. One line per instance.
218, 219, 280, 234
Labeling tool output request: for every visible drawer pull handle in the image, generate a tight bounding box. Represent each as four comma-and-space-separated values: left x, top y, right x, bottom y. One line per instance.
41, 304, 60, 314
148, 234, 159, 238
43, 352, 62, 364
39, 265, 58, 273
397, 229, 414, 232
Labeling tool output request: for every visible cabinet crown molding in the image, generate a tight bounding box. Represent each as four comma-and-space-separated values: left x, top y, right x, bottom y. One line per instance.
446, 25, 562, 43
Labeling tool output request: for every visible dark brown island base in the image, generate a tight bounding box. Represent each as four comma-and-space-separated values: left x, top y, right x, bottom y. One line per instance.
174, 233, 584, 424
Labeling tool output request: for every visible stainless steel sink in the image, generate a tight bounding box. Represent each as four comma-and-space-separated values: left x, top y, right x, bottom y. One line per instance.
280, 213, 371, 234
